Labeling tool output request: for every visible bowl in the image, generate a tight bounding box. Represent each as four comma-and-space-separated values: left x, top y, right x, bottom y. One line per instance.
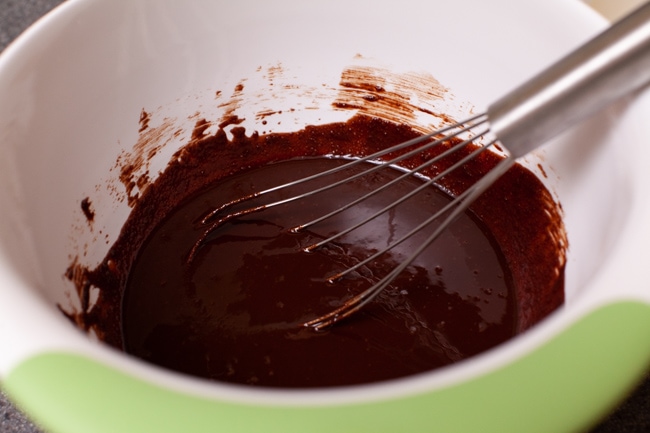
1, 0, 650, 432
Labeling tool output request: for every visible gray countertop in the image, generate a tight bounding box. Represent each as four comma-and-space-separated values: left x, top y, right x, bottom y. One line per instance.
0, 0, 649, 432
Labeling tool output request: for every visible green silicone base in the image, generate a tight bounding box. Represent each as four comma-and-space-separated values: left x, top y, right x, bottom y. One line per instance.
4, 302, 650, 433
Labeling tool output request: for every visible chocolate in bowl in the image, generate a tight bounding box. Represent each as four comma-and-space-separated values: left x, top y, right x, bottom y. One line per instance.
65, 111, 566, 388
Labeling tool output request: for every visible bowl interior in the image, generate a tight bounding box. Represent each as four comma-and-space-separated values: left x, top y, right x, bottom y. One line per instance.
0, 0, 633, 384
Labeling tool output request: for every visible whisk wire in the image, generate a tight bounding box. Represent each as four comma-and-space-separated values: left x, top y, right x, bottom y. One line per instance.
301, 127, 491, 253
189, 114, 512, 330
323, 136, 501, 282
188, 115, 490, 264
305, 151, 514, 330
200, 114, 489, 227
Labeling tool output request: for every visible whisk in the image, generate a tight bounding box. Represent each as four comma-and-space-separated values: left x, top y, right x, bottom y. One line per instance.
203, 3, 650, 330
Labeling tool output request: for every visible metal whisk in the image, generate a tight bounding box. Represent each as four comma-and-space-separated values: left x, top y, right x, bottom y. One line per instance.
205, 2, 650, 330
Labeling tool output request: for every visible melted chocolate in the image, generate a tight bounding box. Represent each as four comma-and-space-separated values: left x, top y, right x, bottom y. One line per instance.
122, 157, 515, 387
66, 114, 566, 387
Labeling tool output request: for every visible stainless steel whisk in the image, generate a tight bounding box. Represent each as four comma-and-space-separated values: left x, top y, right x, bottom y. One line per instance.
210, 2, 650, 330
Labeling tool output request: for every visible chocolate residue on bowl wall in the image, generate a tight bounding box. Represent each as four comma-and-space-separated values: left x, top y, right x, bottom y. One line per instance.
80, 197, 94, 224
62, 60, 566, 382
138, 109, 150, 133
117, 117, 185, 208
334, 65, 456, 129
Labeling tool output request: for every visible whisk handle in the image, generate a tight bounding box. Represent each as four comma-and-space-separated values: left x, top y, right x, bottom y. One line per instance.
488, 1, 650, 158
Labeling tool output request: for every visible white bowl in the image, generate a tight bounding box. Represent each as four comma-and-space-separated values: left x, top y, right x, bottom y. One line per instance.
1, 0, 650, 432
